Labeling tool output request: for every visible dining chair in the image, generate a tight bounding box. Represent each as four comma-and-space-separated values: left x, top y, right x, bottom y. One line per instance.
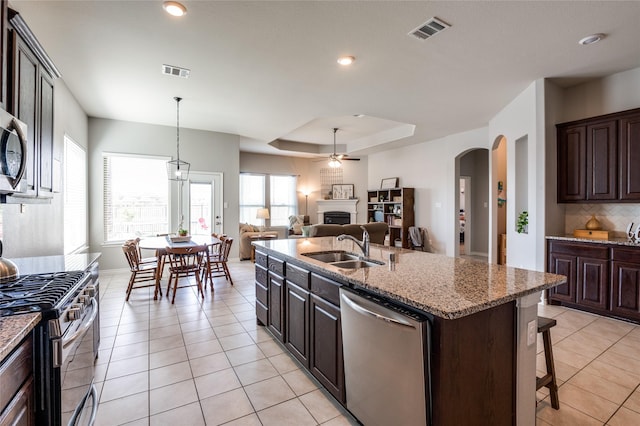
165, 244, 208, 304
122, 240, 161, 301
202, 237, 234, 289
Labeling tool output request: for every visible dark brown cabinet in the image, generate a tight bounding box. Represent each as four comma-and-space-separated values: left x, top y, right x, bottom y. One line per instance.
557, 125, 586, 201
285, 282, 310, 367
310, 293, 344, 403
557, 108, 640, 203
255, 262, 268, 326
4, 9, 59, 201
256, 254, 346, 405
547, 239, 640, 323
619, 113, 640, 200
586, 120, 617, 201
611, 248, 640, 321
284, 263, 311, 367
547, 240, 608, 311
576, 257, 608, 310
0, 335, 34, 426
548, 252, 576, 303
10, 33, 37, 196
267, 271, 285, 342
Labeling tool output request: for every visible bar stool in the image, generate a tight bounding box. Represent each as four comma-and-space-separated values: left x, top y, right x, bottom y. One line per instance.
536, 316, 560, 409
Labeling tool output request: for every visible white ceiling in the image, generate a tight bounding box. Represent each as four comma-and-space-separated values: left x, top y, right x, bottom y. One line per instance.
10, 0, 640, 157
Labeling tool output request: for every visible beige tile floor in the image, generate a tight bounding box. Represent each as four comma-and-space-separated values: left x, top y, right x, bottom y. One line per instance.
94, 258, 640, 425
536, 303, 640, 425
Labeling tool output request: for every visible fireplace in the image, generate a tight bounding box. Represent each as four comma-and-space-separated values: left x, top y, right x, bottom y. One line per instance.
317, 199, 359, 224
324, 211, 350, 224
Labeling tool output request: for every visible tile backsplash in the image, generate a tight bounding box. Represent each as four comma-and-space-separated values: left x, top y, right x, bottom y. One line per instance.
565, 203, 640, 237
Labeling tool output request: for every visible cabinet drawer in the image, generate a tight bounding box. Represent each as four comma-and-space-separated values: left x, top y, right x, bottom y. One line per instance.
310, 273, 342, 306
256, 281, 268, 305
255, 251, 268, 267
286, 263, 310, 290
255, 264, 268, 287
611, 247, 640, 263
548, 241, 608, 259
0, 336, 32, 411
256, 300, 268, 326
268, 257, 285, 276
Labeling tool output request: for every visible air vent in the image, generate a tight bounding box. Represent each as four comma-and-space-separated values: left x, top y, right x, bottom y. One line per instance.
409, 17, 450, 40
162, 64, 191, 78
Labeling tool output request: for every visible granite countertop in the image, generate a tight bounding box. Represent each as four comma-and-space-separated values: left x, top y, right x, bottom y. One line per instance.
0, 313, 40, 361
546, 235, 640, 247
253, 237, 566, 320
11, 253, 101, 276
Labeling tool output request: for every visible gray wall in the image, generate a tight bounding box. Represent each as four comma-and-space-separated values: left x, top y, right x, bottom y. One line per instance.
88, 118, 240, 270
2, 79, 88, 258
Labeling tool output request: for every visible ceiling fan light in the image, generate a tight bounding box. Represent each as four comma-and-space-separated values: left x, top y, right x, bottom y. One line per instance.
328, 158, 341, 168
163, 1, 187, 17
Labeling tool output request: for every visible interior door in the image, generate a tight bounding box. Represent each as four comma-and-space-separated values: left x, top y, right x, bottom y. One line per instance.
182, 172, 223, 236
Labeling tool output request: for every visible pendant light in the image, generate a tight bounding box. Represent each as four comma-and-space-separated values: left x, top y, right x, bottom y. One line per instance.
328, 127, 341, 168
167, 96, 190, 181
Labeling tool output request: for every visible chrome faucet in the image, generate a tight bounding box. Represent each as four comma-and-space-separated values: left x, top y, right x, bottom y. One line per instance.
337, 226, 370, 258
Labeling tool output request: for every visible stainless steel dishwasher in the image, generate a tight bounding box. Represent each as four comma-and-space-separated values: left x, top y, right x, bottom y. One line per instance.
340, 287, 431, 426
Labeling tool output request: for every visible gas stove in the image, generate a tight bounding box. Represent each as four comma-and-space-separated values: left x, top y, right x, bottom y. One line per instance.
0, 271, 87, 317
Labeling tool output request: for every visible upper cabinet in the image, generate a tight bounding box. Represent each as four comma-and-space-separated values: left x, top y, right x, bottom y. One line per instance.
619, 113, 640, 200
4, 8, 60, 201
557, 108, 640, 203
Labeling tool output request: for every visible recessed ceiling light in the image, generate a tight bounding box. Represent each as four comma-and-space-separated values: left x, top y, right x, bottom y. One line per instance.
353, 114, 365, 118
578, 33, 604, 45
337, 56, 355, 66
163, 1, 187, 17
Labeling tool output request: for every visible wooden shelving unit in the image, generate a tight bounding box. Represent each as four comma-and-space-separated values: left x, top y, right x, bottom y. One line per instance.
366, 187, 414, 248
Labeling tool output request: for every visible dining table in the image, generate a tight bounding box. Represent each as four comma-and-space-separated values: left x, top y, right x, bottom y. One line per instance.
138, 234, 222, 289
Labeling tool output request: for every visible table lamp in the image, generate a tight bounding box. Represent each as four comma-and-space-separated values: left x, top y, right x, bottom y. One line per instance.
256, 208, 270, 231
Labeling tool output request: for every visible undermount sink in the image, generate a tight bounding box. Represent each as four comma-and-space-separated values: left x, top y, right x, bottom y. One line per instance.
302, 251, 360, 263
330, 259, 385, 269
301, 251, 384, 269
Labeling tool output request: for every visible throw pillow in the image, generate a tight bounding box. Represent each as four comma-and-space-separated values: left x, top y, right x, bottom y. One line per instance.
288, 215, 305, 234
240, 223, 253, 234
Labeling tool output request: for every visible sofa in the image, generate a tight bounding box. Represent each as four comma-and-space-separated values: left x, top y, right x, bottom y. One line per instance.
239, 224, 279, 260
308, 222, 388, 244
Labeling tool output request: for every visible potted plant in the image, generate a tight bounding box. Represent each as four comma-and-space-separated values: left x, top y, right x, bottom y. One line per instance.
516, 211, 528, 234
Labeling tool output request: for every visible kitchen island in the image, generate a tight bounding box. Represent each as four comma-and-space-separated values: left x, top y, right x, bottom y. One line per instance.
253, 237, 566, 426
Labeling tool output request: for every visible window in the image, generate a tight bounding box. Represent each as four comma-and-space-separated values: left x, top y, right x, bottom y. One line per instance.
239, 174, 265, 225
270, 175, 297, 226
239, 173, 297, 226
103, 153, 170, 242
64, 136, 87, 253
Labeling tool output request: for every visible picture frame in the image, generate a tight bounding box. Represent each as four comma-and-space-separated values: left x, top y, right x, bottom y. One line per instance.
380, 177, 399, 189
332, 184, 354, 200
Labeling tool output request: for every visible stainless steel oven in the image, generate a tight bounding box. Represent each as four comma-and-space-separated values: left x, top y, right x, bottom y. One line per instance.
52, 270, 99, 425
1, 267, 100, 426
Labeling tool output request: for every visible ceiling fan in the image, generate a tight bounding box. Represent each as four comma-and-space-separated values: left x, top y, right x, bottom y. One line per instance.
325, 127, 360, 168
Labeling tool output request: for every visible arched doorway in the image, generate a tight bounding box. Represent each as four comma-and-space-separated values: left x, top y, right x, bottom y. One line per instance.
492, 136, 507, 264
455, 148, 489, 261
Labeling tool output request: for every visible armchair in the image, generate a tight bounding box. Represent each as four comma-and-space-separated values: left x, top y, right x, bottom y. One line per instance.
239, 223, 278, 260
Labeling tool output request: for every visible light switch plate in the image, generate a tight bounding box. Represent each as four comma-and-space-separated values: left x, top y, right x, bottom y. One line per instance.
527, 320, 536, 346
